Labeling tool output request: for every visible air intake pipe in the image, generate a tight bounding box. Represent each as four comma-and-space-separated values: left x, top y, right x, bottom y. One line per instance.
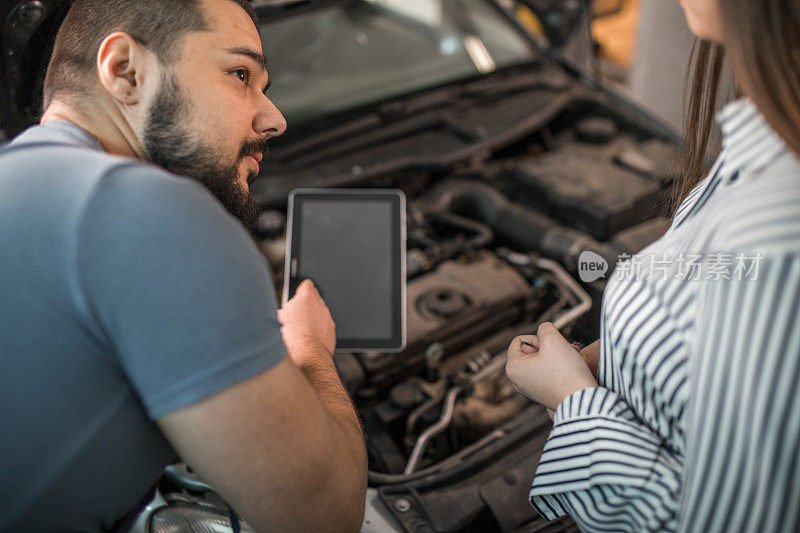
425, 179, 618, 274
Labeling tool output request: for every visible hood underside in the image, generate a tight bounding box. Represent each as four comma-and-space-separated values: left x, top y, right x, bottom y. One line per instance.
0, 0, 585, 137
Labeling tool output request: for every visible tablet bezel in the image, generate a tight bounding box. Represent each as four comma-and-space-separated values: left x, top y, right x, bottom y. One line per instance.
283, 188, 407, 352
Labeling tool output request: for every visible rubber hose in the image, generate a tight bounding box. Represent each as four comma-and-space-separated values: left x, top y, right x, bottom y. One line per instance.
426, 179, 618, 272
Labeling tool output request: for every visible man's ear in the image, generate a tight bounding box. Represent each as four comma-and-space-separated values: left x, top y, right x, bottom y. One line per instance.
96, 32, 151, 106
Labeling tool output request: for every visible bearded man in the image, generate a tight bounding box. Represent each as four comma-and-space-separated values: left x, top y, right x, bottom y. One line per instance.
0, 1, 366, 531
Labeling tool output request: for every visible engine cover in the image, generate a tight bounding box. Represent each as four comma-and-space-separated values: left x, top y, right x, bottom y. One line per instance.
356, 250, 532, 394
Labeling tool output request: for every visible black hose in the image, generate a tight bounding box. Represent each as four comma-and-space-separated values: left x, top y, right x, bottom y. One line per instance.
425, 179, 618, 273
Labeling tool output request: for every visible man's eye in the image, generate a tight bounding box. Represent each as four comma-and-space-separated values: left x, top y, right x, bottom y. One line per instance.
232, 69, 249, 84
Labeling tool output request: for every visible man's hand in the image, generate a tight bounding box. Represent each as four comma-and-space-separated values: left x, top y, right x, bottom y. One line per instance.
160, 279, 367, 532
278, 279, 336, 362
506, 322, 598, 411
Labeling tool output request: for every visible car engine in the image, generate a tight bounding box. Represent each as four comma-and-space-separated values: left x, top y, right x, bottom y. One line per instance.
245, 77, 679, 532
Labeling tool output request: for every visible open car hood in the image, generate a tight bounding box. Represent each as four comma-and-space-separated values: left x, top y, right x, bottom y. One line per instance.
0, 0, 588, 137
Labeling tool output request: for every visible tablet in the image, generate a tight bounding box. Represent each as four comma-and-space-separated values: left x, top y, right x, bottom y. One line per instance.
283, 189, 406, 352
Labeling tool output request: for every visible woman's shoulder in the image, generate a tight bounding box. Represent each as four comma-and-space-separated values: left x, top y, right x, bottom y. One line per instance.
706, 151, 800, 256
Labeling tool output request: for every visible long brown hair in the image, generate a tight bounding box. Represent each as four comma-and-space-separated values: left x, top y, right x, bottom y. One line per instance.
671, 0, 800, 216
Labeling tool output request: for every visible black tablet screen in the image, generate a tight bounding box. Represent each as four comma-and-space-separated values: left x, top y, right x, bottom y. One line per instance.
286, 191, 405, 351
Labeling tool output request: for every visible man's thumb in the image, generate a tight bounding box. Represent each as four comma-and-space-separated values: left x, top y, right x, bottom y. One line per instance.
298, 278, 317, 293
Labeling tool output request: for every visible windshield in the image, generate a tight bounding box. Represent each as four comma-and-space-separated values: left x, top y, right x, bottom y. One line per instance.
259, 0, 537, 125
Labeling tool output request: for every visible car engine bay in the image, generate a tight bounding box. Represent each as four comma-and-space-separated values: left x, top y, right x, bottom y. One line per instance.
245, 68, 679, 532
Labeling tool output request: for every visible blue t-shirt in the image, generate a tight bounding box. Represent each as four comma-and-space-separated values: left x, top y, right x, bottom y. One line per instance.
0, 121, 287, 530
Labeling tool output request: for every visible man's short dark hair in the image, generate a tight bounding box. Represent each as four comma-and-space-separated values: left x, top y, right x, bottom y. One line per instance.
42, 0, 259, 109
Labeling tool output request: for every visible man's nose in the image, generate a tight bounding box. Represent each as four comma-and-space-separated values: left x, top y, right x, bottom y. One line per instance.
253, 95, 287, 138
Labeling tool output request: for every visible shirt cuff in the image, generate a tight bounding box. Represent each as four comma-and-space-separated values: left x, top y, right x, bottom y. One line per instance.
529, 492, 568, 521
529, 387, 656, 520
552, 386, 629, 424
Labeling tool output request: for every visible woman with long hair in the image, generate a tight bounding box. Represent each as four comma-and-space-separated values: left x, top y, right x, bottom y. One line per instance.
505, 1, 800, 530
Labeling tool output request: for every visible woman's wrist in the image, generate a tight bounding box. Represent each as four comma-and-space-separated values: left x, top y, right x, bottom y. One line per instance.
551, 380, 598, 411
577, 340, 601, 379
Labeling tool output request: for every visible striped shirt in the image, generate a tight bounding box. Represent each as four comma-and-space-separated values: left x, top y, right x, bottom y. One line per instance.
528, 98, 800, 531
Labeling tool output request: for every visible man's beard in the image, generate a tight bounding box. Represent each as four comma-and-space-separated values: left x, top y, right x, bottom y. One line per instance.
142, 72, 267, 231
